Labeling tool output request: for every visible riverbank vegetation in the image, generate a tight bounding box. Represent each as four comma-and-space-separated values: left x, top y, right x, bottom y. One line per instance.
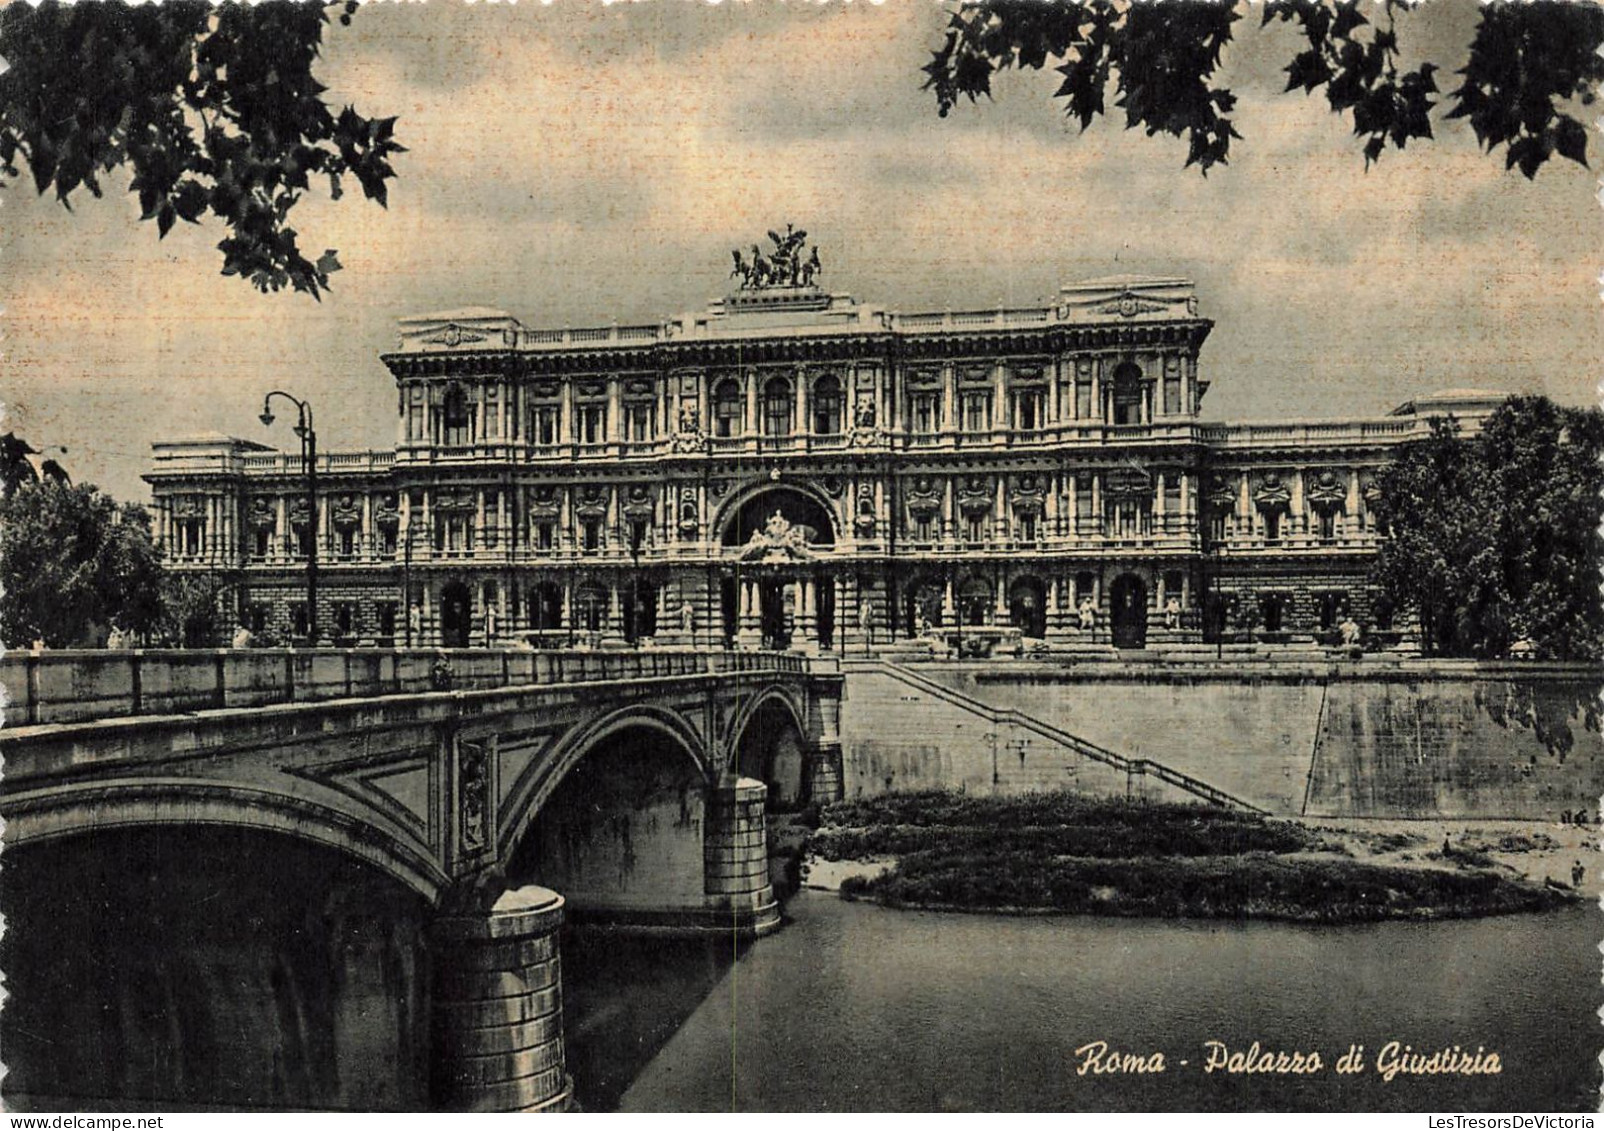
818, 791, 1569, 922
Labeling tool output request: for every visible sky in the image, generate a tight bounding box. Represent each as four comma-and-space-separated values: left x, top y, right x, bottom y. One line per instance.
2, 0, 1599, 504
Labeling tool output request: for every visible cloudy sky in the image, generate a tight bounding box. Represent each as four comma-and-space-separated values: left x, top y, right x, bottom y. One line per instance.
3, 0, 1598, 502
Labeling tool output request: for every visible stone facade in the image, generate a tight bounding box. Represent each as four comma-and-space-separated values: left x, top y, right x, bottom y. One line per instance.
145, 275, 1507, 652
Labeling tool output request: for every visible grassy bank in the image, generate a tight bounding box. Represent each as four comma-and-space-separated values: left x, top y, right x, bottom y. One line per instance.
818, 791, 1570, 922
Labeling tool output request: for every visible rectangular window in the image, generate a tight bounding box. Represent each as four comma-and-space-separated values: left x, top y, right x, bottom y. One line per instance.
912, 393, 939, 434
1318, 510, 1336, 541
582, 520, 602, 551
626, 403, 655, 442
1076, 379, 1092, 420
915, 516, 934, 542
1013, 389, 1043, 431
629, 518, 649, 552
1164, 374, 1182, 415
377, 602, 397, 639
380, 526, 397, 558
536, 523, 555, 552
1018, 514, 1038, 543
966, 516, 986, 543
408, 405, 425, 442
254, 527, 270, 557
961, 392, 992, 433
339, 529, 355, 558
533, 406, 559, 447
484, 402, 500, 439
578, 404, 606, 444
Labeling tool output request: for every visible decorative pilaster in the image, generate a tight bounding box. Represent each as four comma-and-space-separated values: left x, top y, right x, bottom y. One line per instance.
429, 886, 572, 1113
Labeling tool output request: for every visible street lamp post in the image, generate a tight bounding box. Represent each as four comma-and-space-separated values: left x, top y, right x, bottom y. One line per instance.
260, 392, 318, 645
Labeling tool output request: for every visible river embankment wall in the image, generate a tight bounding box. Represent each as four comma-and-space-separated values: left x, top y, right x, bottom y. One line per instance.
837, 661, 1603, 819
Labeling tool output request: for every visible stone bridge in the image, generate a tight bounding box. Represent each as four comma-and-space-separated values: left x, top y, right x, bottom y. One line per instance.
0, 647, 844, 1112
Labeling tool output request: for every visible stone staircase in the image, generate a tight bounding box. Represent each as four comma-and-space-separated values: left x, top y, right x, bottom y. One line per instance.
844, 659, 1268, 813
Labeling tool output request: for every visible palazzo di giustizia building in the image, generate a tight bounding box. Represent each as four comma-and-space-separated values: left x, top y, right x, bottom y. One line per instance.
146, 249, 1504, 654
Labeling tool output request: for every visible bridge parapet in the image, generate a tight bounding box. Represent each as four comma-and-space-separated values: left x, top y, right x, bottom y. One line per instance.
2, 647, 807, 727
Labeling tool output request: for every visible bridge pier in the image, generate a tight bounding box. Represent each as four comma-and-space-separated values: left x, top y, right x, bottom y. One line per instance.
429, 886, 573, 1113
703, 776, 781, 936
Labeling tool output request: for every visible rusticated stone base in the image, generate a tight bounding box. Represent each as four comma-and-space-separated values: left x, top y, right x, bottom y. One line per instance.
703, 777, 781, 937
429, 886, 573, 1112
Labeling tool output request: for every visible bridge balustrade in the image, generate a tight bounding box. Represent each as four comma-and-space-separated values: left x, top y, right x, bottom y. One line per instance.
2, 647, 803, 727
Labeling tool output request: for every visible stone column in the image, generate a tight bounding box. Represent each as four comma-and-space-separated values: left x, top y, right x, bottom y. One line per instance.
607, 378, 622, 445
795, 371, 808, 440
1346, 471, 1361, 537
703, 777, 780, 937
744, 371, 758, 438
794, 577, 818, 655
940, 363, 956, 439
429, 886, 572, 1112
943, 575, 956, 621
736, 578, 762, 649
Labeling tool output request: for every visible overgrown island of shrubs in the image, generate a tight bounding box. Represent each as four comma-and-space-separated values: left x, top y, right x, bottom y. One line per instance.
793, 790, 1571, 922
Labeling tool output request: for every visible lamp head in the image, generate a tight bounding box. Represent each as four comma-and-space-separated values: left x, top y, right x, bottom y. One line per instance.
259, 410, 275, 428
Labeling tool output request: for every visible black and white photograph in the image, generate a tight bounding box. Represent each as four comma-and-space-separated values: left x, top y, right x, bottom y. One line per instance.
0, 0, 1600, 1115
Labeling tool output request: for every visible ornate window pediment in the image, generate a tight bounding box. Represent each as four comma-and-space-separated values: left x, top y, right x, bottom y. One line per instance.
1205, 477, 1238, 510
1010, 473, 1046, 516
331, 494, 362, 530
621, 483, 655, 519
374, 495, 400, 530
528, 485, 560, 518
288, 498, 311, 528
574, 484, 608, 517
1103, 465, 1152, 501
956, 475, 993, 517
434, 490, 476, 513
248, 497, 276, 529
1252, 474, 1292, 512
1306, 470, 1348, 511
905, 475, 942, 518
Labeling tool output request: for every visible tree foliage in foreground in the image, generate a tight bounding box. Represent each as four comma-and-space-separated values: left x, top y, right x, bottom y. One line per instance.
1371, 397, 1604, 661
0, 481, 166, 647
0, 0, 403, 298
924, 0, 1603, 176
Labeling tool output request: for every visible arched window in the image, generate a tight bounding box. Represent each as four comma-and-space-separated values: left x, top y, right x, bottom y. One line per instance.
713, 378, 741, 438
763, 377, 794, 437
813, 375, 843, 435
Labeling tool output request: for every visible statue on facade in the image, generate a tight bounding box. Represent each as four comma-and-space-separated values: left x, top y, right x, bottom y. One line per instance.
408, 602, 423, 641
1164, 596, 1182, 630
484, 604, 498, 644
231, 622, 254, 649
680, 600, 695, 635
743, 509, 814, 561
1078, 595, 1097, 631
730, 224, 820, 291
1339, 615, 1362, 648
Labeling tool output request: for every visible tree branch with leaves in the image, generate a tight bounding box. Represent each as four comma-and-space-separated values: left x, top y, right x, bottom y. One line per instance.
0, 0, 404, 298
923, 0, 1602, 177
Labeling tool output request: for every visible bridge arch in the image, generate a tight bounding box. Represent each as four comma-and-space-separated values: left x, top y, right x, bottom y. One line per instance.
501, 705, 715, 923
4, 778, 447, 902
2, 822, 434, 1110
727, 683, 811, 808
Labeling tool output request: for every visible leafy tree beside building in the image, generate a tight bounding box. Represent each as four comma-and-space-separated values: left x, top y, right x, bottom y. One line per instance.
0, 480, 165, 647
1371, 396, 1604, 660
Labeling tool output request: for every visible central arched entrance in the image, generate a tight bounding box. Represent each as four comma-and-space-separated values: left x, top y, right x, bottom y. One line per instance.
440, 580, 472, 647
1110, 574, 1148, 649
720, 485, 836, 549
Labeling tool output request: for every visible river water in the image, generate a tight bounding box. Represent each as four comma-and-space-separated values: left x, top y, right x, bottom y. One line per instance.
607, 894, 1598, 1112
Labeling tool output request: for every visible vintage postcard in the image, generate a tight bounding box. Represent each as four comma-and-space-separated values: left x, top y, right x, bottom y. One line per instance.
0, 0, 1598, 1115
